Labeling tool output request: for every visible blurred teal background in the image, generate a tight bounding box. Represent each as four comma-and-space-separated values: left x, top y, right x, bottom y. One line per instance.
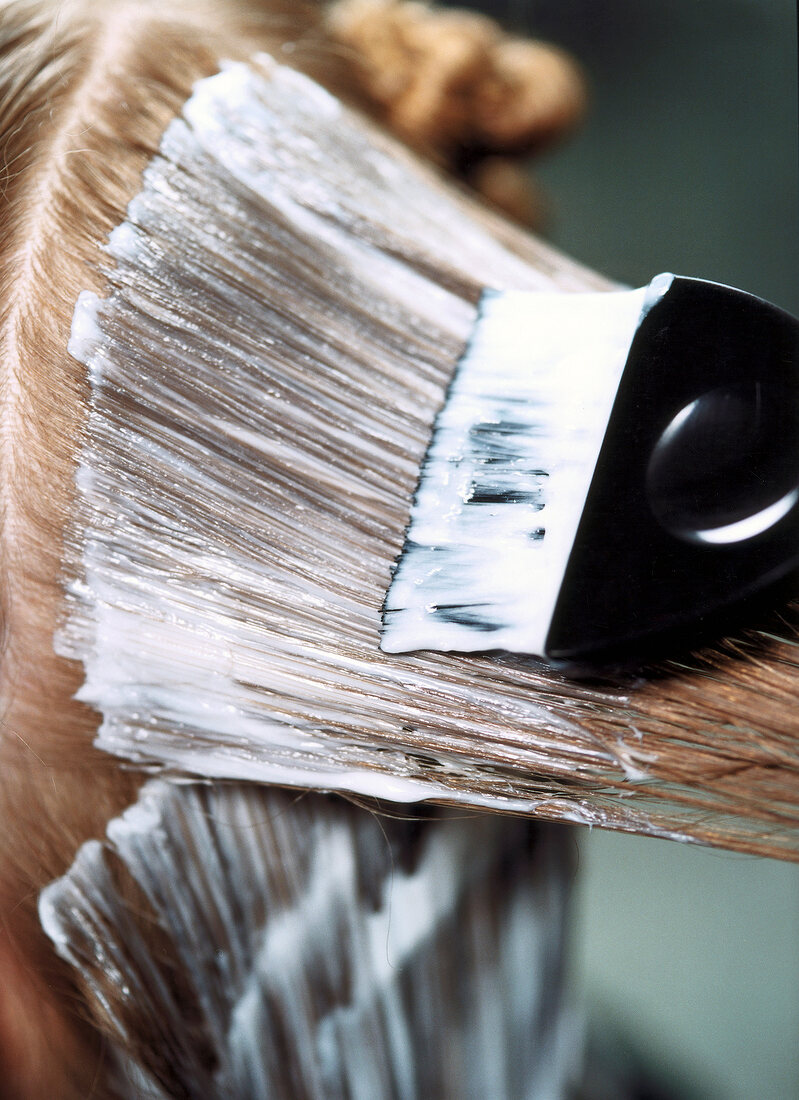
574, 831, 799, 1099
460, 1, 799, 1096
527, 0, 799, 315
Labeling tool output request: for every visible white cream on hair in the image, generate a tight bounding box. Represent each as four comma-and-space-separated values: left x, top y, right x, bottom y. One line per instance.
40, 781, 578, 1098
61, 56, 768, 849
62, 57, 629, 824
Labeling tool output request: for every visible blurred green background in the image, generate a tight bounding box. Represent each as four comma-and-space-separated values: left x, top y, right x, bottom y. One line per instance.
573, 831, 799, 1099
526, 0, 799, 315
458, 1, 799, 1096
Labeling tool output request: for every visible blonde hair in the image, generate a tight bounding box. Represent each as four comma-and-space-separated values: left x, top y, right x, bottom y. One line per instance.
4, 0, 797, 1093
0, 3, 585, 1093
0, 2, 335, 1091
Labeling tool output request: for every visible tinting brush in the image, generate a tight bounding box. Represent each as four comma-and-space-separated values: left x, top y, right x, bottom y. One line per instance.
60, 55, 799, 855
382, 273, 799, 666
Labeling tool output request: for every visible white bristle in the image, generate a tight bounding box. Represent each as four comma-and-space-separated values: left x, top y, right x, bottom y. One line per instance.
39, 782, 578, 1099
382, 286, 651, 655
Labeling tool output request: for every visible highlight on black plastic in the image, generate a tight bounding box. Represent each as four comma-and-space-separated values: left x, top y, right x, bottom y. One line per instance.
546, 275, 799, 666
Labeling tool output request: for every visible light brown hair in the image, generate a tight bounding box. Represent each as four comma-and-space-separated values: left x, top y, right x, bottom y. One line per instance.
0, 3, 584, 1092
3, 0, 798, 1093
0, 3, 339, 1091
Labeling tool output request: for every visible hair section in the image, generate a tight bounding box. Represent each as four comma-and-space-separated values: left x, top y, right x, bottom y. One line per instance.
41, 781, 577, 1098
0, 3, 328, 1093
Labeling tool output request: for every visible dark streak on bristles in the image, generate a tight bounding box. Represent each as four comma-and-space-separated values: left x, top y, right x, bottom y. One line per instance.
430, 604, 501, 631
466, 488, 543, 505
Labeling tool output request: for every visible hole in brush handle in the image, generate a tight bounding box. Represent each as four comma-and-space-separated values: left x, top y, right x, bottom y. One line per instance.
646, 379, 799, 544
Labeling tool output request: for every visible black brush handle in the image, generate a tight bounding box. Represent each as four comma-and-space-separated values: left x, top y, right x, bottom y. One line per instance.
546, 275, 799, 665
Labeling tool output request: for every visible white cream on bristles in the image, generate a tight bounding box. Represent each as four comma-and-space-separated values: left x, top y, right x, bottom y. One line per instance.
382, 286, 651, 654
